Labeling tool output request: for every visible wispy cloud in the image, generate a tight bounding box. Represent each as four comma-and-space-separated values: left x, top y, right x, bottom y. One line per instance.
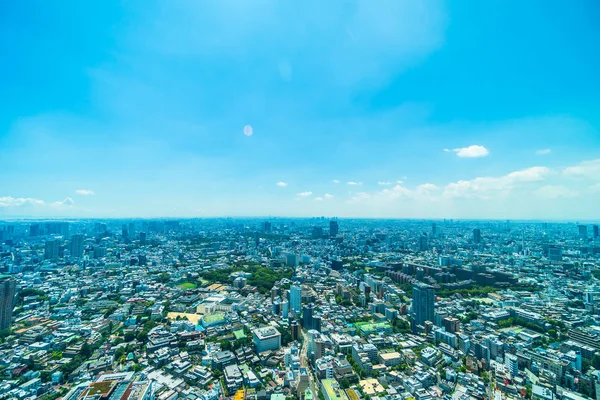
378, 181, 392, 186
536, 148, 551, 155
297, 191, 313, 197
75, 189, 95, 195
347, 181, 362, 185
324, 193, 334, 199
276, 181, 288, 187
332, 180, 340, 184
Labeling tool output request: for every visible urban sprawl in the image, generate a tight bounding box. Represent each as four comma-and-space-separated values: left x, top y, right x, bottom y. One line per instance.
0, 219, 599, 400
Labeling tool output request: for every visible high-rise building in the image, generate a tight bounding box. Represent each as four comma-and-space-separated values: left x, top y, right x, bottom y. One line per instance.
44, 240, 60, 260
29, 224, 40, 237
262, 221, 272, 233
505, 353, 519, 376
0, 277, 16, 330
431, 223, 438, 237
473, 228, 482, 244
418, 234, 428, 251
281, 301, 289, 319
579, 225, 588, 240
290, 284, 302, 315
548, 245, 563, 262
593, 225, 599, 239
139, 232, 147, 245
303, 304, 314, 330
69, 234, 84, 258
290, 320, 301, 342
312, 226, 323, 239
412, 284, 435, 328
329, 220, 339, 238
286, 253, 299, 267
254, 231, 260, 247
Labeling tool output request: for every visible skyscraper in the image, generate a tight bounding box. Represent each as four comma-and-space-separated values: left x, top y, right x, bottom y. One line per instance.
303, 304, 314, 330
312, 226, 323, 239
412, 284, 435, 327
593, 225, 599, 239
0, 277, 16, 330
262, 221, 272, 233
579, 225, 588, 240
44, 240, 60, 260
431, 223, 438, 237
473, 228, 482, 244
29, 224, 40, 237
418, 234, 428, 251
290, 284, 302, 315
69, 234, 84, 258
140, 232, 147, 245
329, 220, 339, 238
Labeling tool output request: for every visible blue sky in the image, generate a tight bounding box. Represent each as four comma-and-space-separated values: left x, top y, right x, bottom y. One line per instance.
1, 0, 600, 219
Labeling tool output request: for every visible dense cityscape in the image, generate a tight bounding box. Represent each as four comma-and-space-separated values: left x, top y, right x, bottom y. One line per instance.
0, 218, 599, 400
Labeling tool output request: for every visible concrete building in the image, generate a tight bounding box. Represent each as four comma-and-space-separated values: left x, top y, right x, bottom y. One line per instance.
252, 327, 281, 353
0, 277, 16, 330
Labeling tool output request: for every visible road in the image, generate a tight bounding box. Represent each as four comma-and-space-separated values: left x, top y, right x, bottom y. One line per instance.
300, 329, 319, 399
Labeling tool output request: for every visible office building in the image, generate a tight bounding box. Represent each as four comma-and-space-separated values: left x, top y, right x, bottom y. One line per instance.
579, 225, 588, 240
594, 225, 599, 239
139, 232, 147, 245
69, 234, 84, 258
29, 224, 40, 237
0, 277, 16, 330
286, 253, 299, 267
44, 240, 60, 260
473, 228, 482, 244
303, 304, 314, 330
329, 220, 339, 238
262, 221, 272, 233
412, 284, 435, 328
252, 327, 281, 353
432, 223, 438, 237
418, 234, 428, 251
290, 284, 302, 315
312, 226, 323, 239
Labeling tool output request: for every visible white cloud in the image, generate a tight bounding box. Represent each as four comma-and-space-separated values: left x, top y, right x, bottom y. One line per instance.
589, 183, 600, 193
324, 193, 334, 199
314, 197, 323, 201
332, 180, 340, 184
563, 158, 600, 181
297, 191, 313, 197
347, 181, 362, 185
536, 148, 551, 155
417, 183, 439, 191
534, 185, 578, 199
449, 145, 489, 158
349, 192, 372, 202
276, 181, 288, 187
0, 196, 45, 208
75, 189, 95, 195
443, 166, 552, 199
379, 184, 414, 200
378, 181, 392, 185
51, 198, 75, 207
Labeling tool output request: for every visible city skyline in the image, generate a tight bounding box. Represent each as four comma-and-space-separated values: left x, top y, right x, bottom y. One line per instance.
2, 1, 600, 219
